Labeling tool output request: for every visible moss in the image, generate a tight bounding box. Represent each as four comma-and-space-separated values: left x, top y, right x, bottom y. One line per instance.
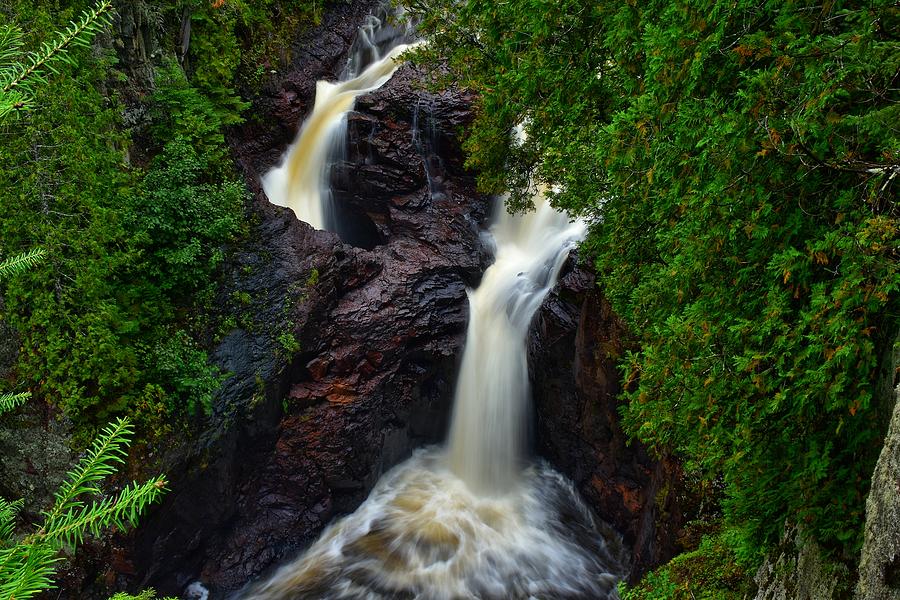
621, 525, 752, 600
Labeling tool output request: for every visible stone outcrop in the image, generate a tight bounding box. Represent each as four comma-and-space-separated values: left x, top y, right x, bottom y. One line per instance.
752, 526, 851, 600
749, 521, 889, 600
530, 260, 684, 581
857, 381, 900, 599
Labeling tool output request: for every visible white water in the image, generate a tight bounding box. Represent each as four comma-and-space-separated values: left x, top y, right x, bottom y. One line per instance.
241, 449, 623, 600
448, 193, 587, 493
261, 14, 416, 230
243, 11, 624, 600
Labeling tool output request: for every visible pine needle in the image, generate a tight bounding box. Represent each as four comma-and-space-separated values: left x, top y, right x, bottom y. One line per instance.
0, 391, 29, 414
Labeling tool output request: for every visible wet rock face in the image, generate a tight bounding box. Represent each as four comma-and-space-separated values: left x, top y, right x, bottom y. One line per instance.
127, 2, 489, 597
530, 260, 684, 581
857, 382, 900, 600
752, 526, 851, 600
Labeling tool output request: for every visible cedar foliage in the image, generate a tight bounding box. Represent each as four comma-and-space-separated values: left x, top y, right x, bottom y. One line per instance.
405, 0, 899, 570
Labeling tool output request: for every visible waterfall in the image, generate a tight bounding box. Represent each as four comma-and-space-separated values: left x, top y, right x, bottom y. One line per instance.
241, 190, 624, 598
240, 10, 625, 600
448, 194, 586, 493
261, 13, 416, 230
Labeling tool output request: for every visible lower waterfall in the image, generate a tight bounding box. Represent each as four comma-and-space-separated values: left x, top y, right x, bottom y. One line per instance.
240, 193, 626, 600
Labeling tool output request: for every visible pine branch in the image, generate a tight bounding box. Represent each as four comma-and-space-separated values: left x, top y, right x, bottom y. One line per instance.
41, 417, 133, 530
38, 418, 167, 550
0, 26, 24, 67
0, 498, 24, 544
0, 392, 29, 415
0, 0, 113, 119
0, 418, 167, 598
0, 542, 58, 600
39, 477, 167, 548
0, 248, 46, 280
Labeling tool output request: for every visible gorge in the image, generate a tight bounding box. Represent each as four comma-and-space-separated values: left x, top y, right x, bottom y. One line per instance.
123, 3, 678, 597
2, 0, 894, 598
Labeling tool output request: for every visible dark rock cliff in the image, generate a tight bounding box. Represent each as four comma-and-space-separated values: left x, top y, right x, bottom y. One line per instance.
531, 261, 684, 582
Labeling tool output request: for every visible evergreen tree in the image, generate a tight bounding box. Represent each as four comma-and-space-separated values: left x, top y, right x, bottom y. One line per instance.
404, 0, 899, 578
0, 4, 166, 597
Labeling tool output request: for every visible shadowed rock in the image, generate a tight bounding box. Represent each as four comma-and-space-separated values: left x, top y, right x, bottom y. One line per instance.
530, 258, 685, 581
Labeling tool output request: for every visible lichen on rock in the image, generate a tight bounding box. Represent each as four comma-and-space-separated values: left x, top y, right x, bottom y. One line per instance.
857, 381, 900, 600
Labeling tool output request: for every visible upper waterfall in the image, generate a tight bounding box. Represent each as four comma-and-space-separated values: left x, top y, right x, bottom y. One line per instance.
261, 12, 416, 230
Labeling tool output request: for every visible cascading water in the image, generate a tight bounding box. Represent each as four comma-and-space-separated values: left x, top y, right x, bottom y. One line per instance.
261, 11, 416, 231
244, 9, 625, 600
241, 191, 625, 600
447, 193, 587, 494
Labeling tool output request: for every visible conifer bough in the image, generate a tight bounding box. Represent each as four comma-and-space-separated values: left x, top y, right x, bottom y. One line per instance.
0, 0, 114, 121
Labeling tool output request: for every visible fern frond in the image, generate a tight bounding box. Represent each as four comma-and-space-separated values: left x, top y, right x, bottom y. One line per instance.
0, 0, 113, 120
0, 498, 24, 544
0, 391, 29, 415
0, 248, 46, 280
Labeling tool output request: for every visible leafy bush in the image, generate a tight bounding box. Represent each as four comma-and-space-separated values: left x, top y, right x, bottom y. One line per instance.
0, 1, 250, 434
620, 529, 750, 600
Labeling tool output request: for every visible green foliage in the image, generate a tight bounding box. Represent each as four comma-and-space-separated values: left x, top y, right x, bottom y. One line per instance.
306, 267, 319, 288
0, 249, 45, 280
152, 331, 226, 416
0, 0, 112, 121
0, 392, 29, 415
407, 0, 899, 562
149, 60, 234, 166
130, 138, 245, 297
0, 418, 166, 600
277, 331, 300, 355
620, 529, 750, 600
180, 0, 322, 120
109, 590, 176, 600
0, 0, 251, 433
620, 570, 678, 600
